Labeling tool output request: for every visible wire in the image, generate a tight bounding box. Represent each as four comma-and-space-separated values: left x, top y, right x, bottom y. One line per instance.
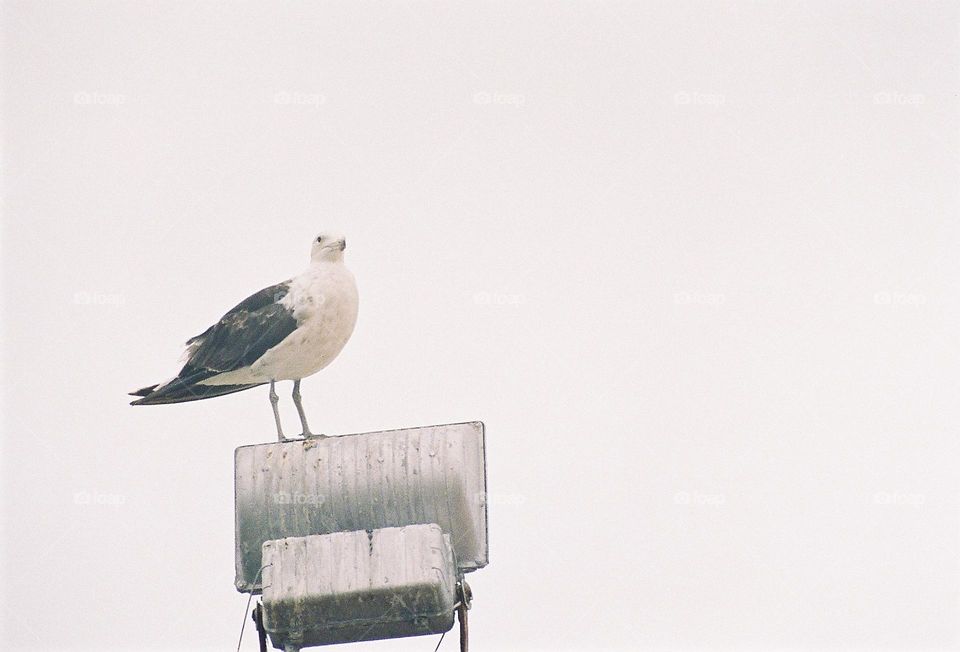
236, 564, 270, 652
432, 629, 447, 652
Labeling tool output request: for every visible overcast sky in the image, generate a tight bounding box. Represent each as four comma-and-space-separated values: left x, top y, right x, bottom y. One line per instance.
2, 1, 958, 650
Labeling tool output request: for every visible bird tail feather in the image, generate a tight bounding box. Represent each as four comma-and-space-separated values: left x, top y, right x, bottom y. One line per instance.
129, 377, 264, 405
129, 384, 158, 397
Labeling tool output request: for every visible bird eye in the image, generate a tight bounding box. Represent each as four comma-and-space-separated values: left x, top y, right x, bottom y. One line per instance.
316, 236, 323, 243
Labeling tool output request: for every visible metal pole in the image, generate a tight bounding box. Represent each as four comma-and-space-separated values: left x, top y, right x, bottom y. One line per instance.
458, 603, 468, 652
252, 603, 267, 652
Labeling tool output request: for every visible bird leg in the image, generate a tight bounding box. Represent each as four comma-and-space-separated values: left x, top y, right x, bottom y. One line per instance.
269, 380, 286, 442
291, 379, 317, 438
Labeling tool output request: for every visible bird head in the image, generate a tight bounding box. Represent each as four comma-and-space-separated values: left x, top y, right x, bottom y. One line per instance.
310, 232, 347, 262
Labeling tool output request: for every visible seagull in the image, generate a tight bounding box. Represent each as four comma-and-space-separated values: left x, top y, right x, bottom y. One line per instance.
130, 232, 359, 441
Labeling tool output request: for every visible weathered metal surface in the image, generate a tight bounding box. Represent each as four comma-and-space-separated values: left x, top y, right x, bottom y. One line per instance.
260, 525, 457, 648
235, 421, 487, 592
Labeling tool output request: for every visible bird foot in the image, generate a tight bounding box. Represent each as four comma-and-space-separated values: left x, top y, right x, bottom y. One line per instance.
302, 431, 328, 439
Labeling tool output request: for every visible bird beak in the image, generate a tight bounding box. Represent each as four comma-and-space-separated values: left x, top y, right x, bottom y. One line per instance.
339, 239, 346, 251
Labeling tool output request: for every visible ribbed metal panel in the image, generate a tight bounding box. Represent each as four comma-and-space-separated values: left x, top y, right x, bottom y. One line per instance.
260, 525, 456, 648
235, 421, 487, 592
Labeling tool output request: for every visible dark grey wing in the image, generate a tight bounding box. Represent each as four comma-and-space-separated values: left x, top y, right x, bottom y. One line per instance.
129, 280, 299, 405
179, 280, 298, 378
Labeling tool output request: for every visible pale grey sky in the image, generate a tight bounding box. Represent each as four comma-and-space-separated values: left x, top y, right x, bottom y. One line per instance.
2, 1, 958, 650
